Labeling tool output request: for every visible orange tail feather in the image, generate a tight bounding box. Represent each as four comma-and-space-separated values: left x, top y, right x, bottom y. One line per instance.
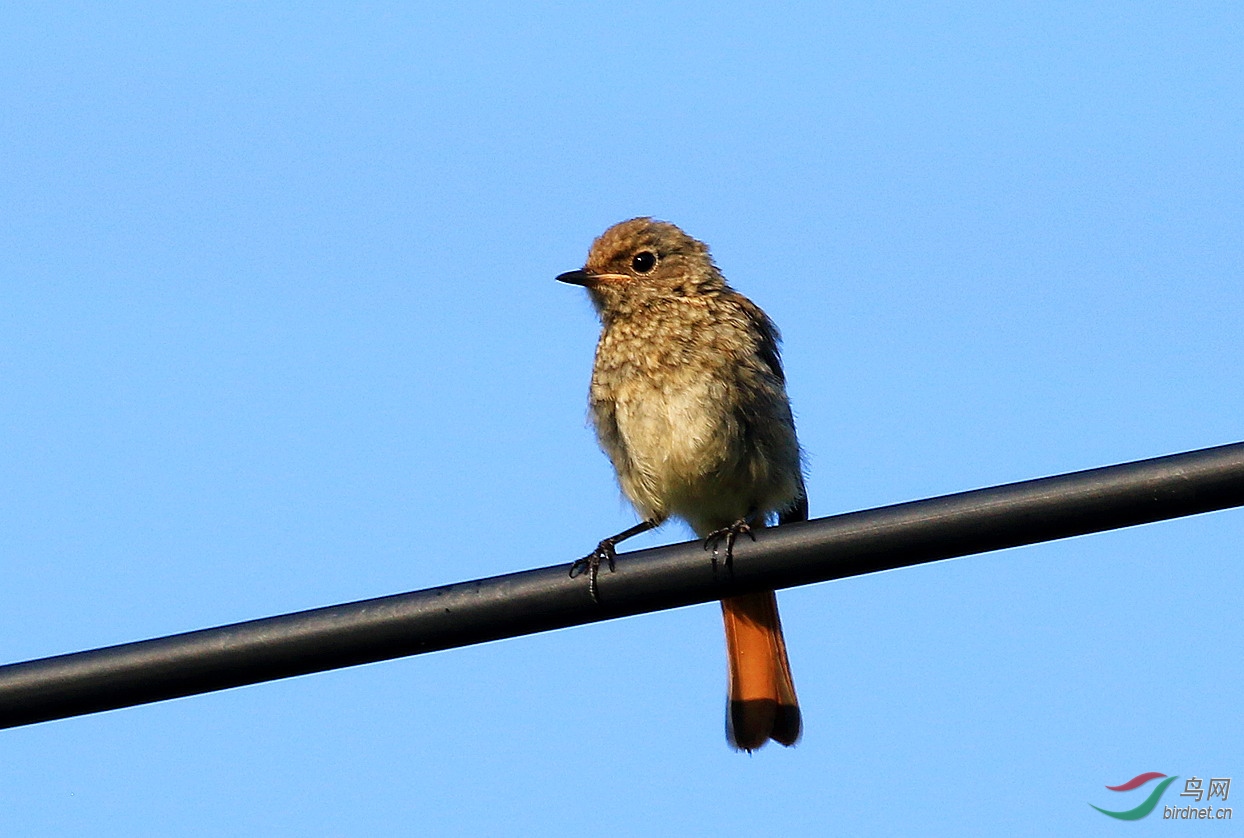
721, 590, 801, 751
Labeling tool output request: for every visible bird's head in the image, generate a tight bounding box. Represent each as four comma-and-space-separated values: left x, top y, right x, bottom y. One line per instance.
556, 218, 725, 316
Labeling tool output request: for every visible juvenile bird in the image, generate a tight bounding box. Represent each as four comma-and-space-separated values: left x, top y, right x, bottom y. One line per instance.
557, 217, 805, 751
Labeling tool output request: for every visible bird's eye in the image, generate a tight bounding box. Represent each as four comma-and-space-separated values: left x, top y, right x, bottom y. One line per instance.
631, 251, 657, 274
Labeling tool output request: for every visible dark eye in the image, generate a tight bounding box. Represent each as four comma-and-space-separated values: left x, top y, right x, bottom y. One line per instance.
631, 251, 657, 274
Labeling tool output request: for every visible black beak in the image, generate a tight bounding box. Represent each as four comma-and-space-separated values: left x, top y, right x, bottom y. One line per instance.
556, 269, 596, 287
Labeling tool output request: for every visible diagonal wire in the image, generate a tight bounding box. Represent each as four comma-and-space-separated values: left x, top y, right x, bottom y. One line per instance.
1, 441, 1242, 730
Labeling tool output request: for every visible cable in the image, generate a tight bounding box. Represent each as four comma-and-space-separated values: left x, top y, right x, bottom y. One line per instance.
1, 441, 1242, 730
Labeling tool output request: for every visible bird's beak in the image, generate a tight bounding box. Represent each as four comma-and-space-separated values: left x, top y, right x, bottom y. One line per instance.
556, 269, 598, 287
556, 270, 628, 287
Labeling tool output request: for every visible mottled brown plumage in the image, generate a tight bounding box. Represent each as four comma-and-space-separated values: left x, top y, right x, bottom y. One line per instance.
558, 217, 805, 751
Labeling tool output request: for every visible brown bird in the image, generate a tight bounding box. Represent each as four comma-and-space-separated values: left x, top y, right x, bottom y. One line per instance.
557, 217, 805, 751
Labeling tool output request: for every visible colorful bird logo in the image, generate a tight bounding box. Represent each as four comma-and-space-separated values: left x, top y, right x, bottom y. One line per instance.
1090, 772, 1178, 820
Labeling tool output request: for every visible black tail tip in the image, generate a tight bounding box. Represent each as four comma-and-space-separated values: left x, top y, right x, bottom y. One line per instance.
727, 699, 802, 751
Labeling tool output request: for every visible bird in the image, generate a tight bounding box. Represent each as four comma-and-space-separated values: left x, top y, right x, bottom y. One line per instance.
557, 217, 806, 751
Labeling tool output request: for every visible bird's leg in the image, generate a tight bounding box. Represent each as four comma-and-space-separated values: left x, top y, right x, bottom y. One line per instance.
570, 519, 659, 602
703, 510, 762, 574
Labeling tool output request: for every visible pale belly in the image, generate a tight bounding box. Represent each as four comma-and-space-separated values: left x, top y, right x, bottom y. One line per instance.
609, 379, 795, 535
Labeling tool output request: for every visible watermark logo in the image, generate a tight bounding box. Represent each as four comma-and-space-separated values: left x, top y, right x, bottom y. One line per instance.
1090, 772, 1232, 821
1091, 772, 1178, 820
1166, 777, 1233, 822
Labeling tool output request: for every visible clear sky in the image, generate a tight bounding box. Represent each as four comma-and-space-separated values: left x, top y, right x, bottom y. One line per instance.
1, 3, 1240, 835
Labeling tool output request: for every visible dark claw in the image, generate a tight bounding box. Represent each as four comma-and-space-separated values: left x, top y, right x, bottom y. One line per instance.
702, 519, 757, 574
569, 539, 618, 602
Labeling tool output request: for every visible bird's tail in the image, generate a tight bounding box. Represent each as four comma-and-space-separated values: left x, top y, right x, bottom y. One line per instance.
721, 589, 801, 750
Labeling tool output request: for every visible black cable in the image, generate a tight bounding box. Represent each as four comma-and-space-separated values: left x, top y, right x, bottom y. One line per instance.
1, 441, 1242, 730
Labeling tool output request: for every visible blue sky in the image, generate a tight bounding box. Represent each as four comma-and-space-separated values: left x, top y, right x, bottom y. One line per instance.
1, 2, 1240, 835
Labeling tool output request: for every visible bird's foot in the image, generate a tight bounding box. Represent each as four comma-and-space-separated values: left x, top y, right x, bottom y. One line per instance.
569, 539, 618, 603
703, 518, 757, 574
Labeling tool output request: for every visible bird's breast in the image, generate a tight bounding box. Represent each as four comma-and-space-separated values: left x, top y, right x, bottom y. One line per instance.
611, 375, 728, 484
587, 307, 801, 532
593, 369, 783, 532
